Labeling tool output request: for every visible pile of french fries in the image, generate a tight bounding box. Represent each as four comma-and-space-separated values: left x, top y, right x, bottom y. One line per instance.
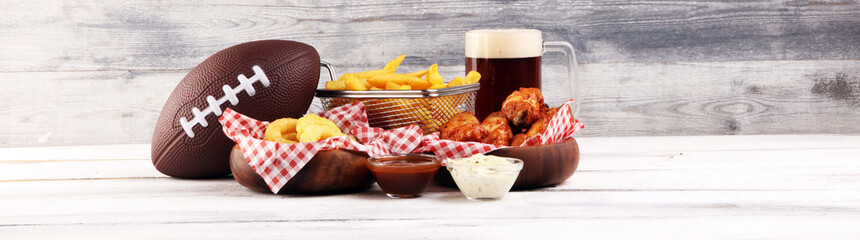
324, 55, 481, 91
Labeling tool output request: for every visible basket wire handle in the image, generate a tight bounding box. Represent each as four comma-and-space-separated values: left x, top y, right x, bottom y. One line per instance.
320, 61, 337, 82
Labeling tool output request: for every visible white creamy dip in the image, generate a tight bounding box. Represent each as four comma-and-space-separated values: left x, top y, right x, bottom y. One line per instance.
446, 154, 523, 200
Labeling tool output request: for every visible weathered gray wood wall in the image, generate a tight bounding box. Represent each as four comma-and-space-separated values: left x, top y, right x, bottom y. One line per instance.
1, 0, 858, 147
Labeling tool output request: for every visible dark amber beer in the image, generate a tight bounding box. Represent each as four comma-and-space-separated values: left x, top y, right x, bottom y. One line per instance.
465, 29, 545, 119
466, 57, 541, 119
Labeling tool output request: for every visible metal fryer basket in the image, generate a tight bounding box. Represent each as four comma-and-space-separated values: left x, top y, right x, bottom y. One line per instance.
316, 84, 479, 133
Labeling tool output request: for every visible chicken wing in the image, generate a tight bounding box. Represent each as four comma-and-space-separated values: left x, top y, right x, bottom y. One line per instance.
543, 107, 560, 119
526, 104, 577, 140
480, 112, 513, 146
540, 103, 549, 117
501, 87, 545, 129
544, 105, 577, 123
440, 111, 488, 142
525, 116, 549, 138
510, 133, 529, 147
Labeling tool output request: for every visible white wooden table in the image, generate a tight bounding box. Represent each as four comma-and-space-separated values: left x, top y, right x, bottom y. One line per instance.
2, 135, 859, 239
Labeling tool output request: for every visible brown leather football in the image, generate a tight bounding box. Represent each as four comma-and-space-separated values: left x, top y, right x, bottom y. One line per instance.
152, 40, 320, 178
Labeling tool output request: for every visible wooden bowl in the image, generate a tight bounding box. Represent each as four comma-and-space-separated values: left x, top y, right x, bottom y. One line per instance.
434, 138, 580, 189
230, 145, 374, 194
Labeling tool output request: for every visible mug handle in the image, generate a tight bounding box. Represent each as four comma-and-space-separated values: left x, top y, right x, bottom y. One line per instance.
543, 41, 580, 117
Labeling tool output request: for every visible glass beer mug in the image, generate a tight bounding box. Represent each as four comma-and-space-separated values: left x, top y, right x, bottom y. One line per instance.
465, 29, 579, 119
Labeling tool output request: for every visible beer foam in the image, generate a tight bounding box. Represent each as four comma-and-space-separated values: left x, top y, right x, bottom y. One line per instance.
465, 29, 543, 59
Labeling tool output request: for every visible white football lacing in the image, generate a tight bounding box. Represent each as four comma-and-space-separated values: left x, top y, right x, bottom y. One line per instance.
179, 65, 270, 138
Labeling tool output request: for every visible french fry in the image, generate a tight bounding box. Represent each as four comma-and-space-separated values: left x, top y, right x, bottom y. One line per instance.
340, 74, 365, 91
426, 64, 444, 86
337, 55, 406, 82
331, 56, 472, 91
448, 76, 467, 87
339, 69, 386, 81
407, 78, 432, 90
464, 71, 481, 84
368, 73, 422, 88
385, 82, 411, 90
384, 82, 401, 90
407, 70, 428, 78
325, 80, 346, 90
337, 73, 370, 86
345, 77, 367, 91
340, 73, 357, 81
429, 84, 448, 89
383, 54, 406, 72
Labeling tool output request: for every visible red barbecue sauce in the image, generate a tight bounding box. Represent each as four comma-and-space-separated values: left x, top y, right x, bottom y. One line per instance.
367, 155, 440, 198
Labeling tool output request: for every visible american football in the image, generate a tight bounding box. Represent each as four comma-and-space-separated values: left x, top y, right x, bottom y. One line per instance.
151, 40, 321, 178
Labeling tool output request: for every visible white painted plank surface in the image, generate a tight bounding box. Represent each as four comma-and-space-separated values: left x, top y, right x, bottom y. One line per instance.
2, 188, 859, 239
8, 217, 860, 240
0, 144, 151, 161
2, 145, 860, 191
1, 135, 859, 239
2, 217, 860, 240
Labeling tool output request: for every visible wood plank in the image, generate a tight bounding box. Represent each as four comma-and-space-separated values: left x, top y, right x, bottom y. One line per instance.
1, 148, 857, 190
2, 177, 859, 221
3, 149, 859, 190
1, 136, 858, 238
0, 0, 858, 71
0, 144, 150, 161
576, 135, 860, 153
2, 60, 859, 146
3, 216, 860, 240
0, 71, 181, 147
1, 181, 858, 238
0, 160, 164, 181
3, 136, 860, 192
574, 60, 860, 136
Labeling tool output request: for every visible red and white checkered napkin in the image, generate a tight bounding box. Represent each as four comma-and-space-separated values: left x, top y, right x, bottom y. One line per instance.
219, 101, 426, 194
423, 99, 584, 163
351, 124, 425, 156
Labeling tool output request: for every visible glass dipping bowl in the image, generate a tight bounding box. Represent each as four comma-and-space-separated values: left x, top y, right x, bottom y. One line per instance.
446, 157, 523, 201
366, 154, 440, 198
